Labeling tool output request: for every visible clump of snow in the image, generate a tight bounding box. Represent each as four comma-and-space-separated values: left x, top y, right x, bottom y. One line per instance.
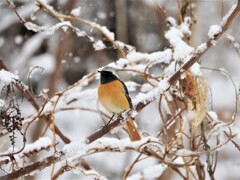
164, 61, 180, 77
70, 7, 81, 17
75, 28, 88, 37
104, 49, 172, 72
157, 78, 170, 91
165, 26, 194, 61
190, 63, 202, 76
133, 78, 170, 105
0, 70, 19, 89
208, 25, 222, 39
100, 26, 115, 40
61, 26, 68, 32
25, 21, 72, 35
127, 51, 147, 61
179, 17, 192, 36
0, 70, 19, 83
210, 40, 217, 46
115, 41, 135, 52
93, 40, 106, 51
88, 23, 115, 40
165, 16, 195, 61
20, 137, 52, 156
167, 17, 177, 27
148, 49, 172, 63
208, 111, 218, 121
0, 137, 52, 167
63, 138, 87, 157
109, 58, 129, 68
127, 49, 172, 64
196, 43, 207, 53
63, 137, 161, 159
24, 22, 41, 32
128, 64, 146, 74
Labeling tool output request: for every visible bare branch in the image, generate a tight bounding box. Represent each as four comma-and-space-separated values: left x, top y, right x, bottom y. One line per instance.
5, 0, 26, 24
35, 0, 127, 57
169, 1, 240, 85
1, 0, 240, 179
0, 59, 71, 144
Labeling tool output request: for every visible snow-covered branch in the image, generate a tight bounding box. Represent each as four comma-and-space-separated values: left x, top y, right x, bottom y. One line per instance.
1, 0, 240, 179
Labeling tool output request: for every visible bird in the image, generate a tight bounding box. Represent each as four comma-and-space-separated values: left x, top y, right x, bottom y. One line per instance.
98, 66, 141, 141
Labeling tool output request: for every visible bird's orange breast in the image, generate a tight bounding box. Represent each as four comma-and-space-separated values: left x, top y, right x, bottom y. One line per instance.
98, 80, 130, 114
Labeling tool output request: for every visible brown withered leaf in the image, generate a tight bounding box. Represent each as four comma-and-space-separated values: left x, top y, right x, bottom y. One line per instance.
180, 71, 208, 132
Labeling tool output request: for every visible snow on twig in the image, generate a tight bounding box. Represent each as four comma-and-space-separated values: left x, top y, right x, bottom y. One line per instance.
63, 137, 163, 158
1, 0, 240, 179
35, 0, 127, 57
0, 70, 19, 89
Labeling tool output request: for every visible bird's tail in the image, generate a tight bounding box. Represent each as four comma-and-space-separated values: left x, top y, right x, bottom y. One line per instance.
126, 118, 141, 141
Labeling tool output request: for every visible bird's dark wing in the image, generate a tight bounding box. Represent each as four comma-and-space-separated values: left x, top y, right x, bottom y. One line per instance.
120, 80, 133, 109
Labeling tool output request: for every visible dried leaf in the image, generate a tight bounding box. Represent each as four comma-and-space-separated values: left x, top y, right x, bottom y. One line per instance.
180, 71, 208, 132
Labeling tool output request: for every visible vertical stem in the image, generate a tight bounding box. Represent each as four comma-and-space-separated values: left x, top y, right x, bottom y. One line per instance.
177, 0, 183, 23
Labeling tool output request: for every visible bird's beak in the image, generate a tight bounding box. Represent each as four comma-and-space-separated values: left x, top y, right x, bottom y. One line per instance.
98, 70, 102, 73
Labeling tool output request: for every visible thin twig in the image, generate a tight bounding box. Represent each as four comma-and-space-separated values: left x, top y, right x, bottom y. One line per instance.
1, 1, 240, 179
0, 59, 71, 144
155, 0, 167, 19
5, 0, 26, 23
35, 0, 126, 58
169, 1, 240, 85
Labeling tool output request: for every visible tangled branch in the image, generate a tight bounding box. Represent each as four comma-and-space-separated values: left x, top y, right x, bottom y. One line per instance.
1, 0, 240, 179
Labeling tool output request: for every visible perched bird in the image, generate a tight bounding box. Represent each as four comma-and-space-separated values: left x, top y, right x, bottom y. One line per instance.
98, 67, 141, 141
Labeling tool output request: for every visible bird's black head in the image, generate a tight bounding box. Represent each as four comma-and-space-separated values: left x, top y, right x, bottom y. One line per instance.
98, 67, 119, 84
